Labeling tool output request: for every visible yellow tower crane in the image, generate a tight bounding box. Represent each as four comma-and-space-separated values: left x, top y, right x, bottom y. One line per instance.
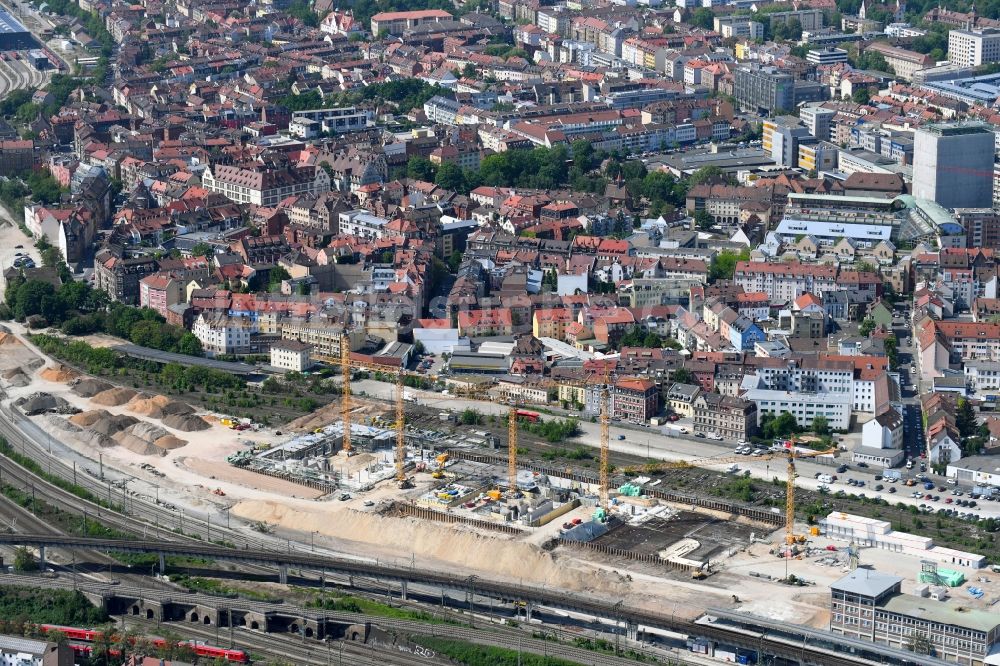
395, 369, 412, 488
618, 444, 836, 541
340, 335, 352, 453
507, 403, 518, 497
599, 368, 611, 512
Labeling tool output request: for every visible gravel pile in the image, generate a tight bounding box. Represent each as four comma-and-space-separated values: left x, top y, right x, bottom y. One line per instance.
71, 379, 113, 398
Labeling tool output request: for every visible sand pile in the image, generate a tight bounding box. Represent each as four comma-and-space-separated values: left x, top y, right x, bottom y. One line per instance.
154, 435, 187, 450
71, 379, 112, 398
232, 502, 627, 594
127, 394, 195, 419
112, 422, 170, 456
91, 387, 137, 406
77, 411, 138, 436
2, 369, 29, 387
0, 332, 20, 345
39, 365, 79, 383
45, 415, 81, 433
15, 392, 77, 416
77, 431, 118, 448
162, 413, 210, 431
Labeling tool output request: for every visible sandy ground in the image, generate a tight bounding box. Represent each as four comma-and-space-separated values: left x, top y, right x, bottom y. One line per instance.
2, 323, 998, 619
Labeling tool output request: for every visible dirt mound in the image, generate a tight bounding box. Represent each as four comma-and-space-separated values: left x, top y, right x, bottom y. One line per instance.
0, 332, 20, 345
111, 422, 171, 456
77, 430, 117, 448
162, 413, 211, 431
69, 410, 107, 428
113, 432, 163, 456
128, 394, 195, 419
71, 379, 112, 398
2, 369, 29, 387
128, 422, 170, 442
47, 415, 80, 433
91, 387, 137, 406
15, 392, 77, 416
154, 435, 187, 450
70, 410, 139, 436
39, 365, 79, 383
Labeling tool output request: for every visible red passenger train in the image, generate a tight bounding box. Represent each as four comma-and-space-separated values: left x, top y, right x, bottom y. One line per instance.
40, 625, 248, 663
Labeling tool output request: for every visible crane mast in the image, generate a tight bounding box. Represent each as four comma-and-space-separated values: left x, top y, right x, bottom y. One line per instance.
396, 369, 406, 482
508, 404, 518, 496
340, 335, 351, 453
786, 446, 797, 546
599, 370, 611, 511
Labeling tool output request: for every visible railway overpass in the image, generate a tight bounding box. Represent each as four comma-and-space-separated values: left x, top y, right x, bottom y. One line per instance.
0, 535, 947, 666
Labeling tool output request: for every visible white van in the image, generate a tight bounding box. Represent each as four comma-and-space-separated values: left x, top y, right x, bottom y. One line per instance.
818, 474, 833, 484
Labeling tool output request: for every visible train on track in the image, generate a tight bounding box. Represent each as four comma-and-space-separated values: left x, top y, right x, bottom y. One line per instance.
40, 624, 248, 663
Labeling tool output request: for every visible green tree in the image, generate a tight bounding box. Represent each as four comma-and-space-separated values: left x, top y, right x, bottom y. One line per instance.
571, 139, 596, 172
190, 242, 213, 258
435, 162, 466, 192
406, 155, 437, 181
762, 411, 800, 438
710, 248, 751, 282
176, 332, 203, 357
812, 415, 829, 436
268, 265, 291, 289
688, 165, 727, 187
852, 87, 872, 105
859, 317, 876, 337
13, 280, 56, 321
956, 397, 978, 438
690, 7, 715, 28
13, 547, 36, 572
670, 367, 695, 384
693, 209, 714, 230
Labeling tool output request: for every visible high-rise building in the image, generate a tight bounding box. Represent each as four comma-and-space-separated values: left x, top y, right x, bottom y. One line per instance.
733, 66, 794, 114
948, 27, 1000, 67
799, 106, 835, 141
762, 116, 812, 167
912, 122, 995, 209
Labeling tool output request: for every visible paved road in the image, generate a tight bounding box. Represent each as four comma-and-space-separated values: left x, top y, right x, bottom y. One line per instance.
354, 379, 1000, 521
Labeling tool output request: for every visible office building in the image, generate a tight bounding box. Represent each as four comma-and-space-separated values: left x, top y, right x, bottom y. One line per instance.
948, 27, 1000, 67
830, 568, 1000, 664
714, 15, 764, 40
913, 122, 995, 209
800, 106, 835, 141
807, 47, 849, 65
762, 115, 812, 167
798, 141, 838, 172
733, 66, 794, 114
864, 42, 933, 81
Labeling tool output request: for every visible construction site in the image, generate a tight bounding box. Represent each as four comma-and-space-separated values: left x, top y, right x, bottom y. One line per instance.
221, 344, 828, 580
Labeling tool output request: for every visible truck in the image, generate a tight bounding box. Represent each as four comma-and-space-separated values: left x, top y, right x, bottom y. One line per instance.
666, 425, 689, 435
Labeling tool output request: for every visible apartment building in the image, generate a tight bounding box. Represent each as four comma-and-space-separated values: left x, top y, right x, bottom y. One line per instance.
269, 339, 315, 372
280, 321, 364, 358
94, 252, 158, 304
714, 15, 763, 40
192, 313, 252, 356
733, 261, 839, 302
954, 208, 1000, 249
831, 569, 1000, 665
289, 106, 373, 138
0, 139, 34, 176
743, 384, 853, 429
612, 378, 659, 424
965, 359, 1000, 391
692, 392, 756, 440
202, 162, 329, 207
138, 274, 184, 318
370, 9, 452, 35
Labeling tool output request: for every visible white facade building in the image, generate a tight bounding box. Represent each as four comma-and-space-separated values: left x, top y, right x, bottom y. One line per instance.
270, 340, 315, 372
193, 313, 252, 357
